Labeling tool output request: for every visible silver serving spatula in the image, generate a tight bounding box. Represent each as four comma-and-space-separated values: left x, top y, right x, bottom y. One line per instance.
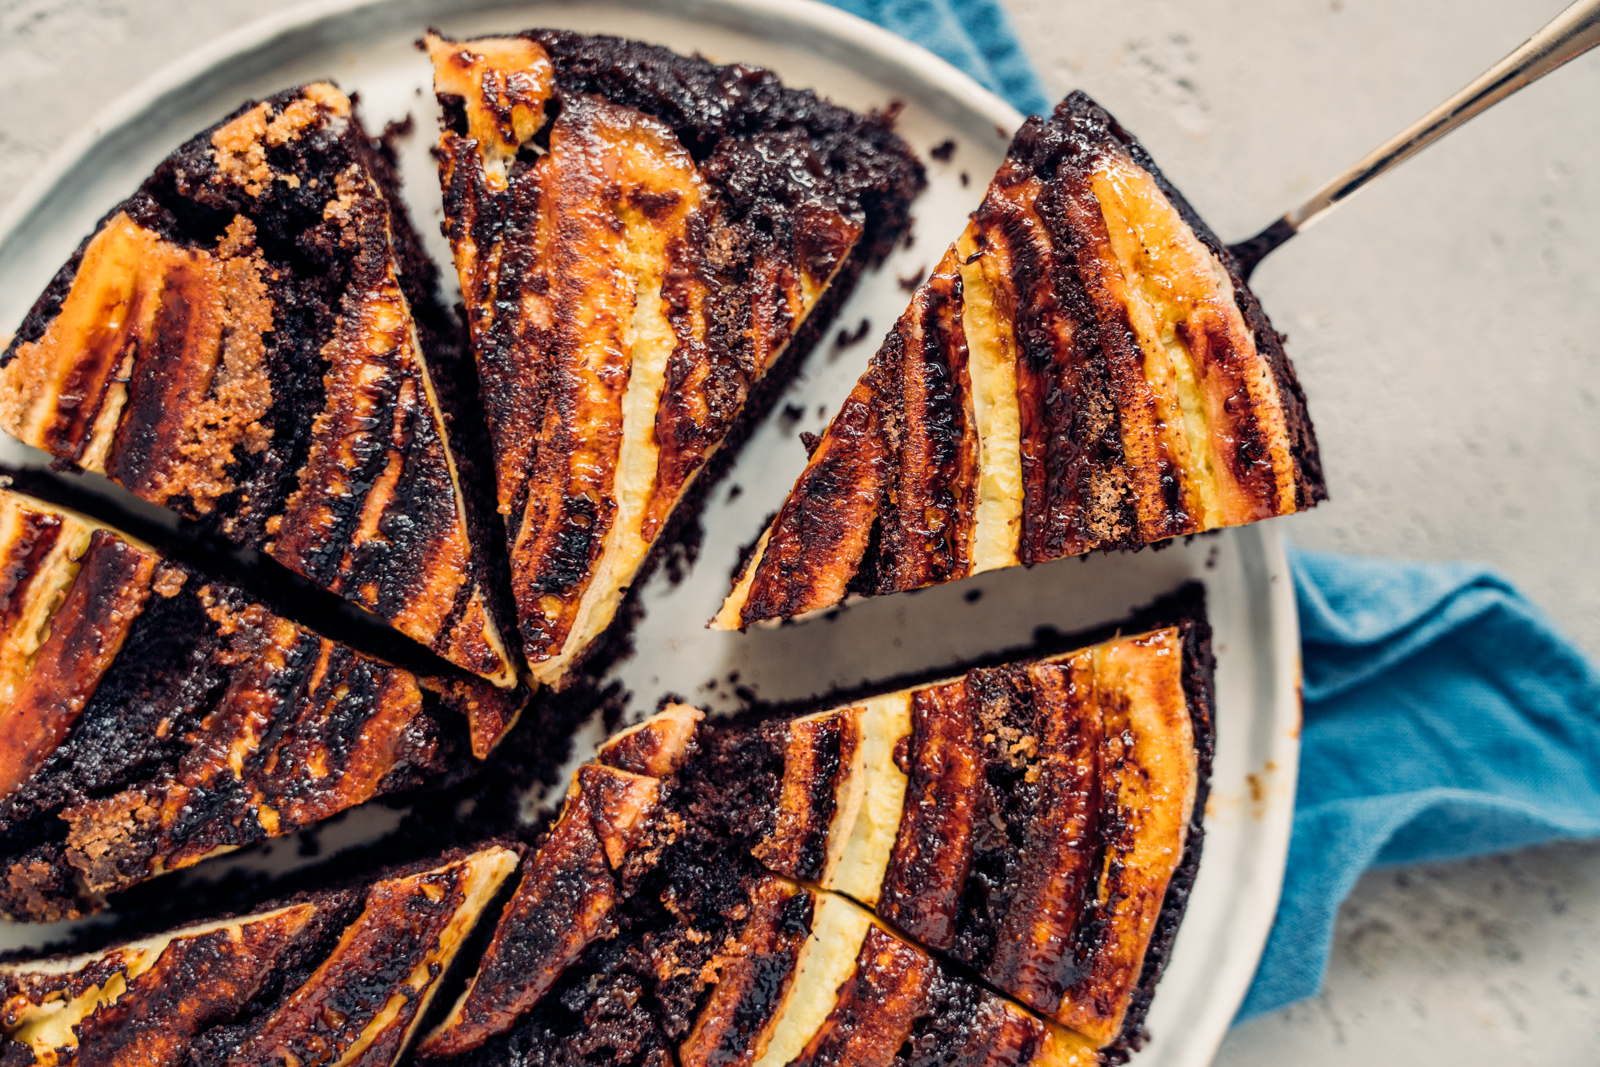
1230, 0, 1600, 280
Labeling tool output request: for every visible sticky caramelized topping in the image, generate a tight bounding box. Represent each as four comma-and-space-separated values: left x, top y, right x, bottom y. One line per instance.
429, 30, 915, 687
0, 81, 518, 696
717, 91, 1320, 629
234, 848, 516, 1067
425, 34, 554, 189
0, 903, 317, 1067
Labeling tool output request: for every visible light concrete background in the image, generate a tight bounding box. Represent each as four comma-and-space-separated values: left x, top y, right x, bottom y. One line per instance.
1, 0, 1597, 1062
999, 1, 1600, 1061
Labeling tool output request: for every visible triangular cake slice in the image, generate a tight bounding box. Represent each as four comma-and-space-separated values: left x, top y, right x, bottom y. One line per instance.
427, 31, 923, 685
717, 92, 1324, 628
418, 590, 1209, 1064
0, 489, 521, 920
0, 846, 516, 1067
415, 720, 1098, 1067
0, 83, 517, 697
685, 613, 1214, 1055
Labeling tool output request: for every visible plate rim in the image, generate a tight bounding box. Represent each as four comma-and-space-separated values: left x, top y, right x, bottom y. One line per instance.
0, 2, 1301, 1061
0, 0, 1024, 258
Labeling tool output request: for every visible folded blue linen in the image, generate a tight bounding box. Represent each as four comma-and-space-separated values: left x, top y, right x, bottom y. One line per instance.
822, 0, 1052, 117
822, 0, 1600, 1023
1238, 547, 1600, 1018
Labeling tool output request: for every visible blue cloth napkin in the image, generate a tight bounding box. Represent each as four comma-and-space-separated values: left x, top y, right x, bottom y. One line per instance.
822, 0, 1052, 117
1238, 548, 1600, 1017
825, 0, 1600, 1022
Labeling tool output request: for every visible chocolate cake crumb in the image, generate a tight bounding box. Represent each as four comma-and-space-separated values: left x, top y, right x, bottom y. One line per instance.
929, 139, 957, 162
835, 318, 872, 348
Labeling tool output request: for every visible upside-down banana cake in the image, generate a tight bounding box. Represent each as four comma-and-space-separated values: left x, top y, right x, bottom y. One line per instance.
0, 489, 517, 922
717, 92, 1323, 628
0, 83, 519, 725
0, 846, 516, 1067
413, 590, 1211, 1067
426, 31, 923, 686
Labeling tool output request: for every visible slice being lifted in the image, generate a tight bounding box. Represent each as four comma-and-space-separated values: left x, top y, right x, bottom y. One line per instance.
0, 846, 517, 1067
426, 31, 923, 686
717, 92, 1324, 628
0, 83, 518, 710
0, 489, 519, 921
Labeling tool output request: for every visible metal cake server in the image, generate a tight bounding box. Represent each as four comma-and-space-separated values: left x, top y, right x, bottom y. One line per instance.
1230, 0, 1600, 280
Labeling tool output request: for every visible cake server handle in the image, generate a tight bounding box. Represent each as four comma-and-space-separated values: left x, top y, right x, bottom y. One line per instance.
1229, 0, 1600, 280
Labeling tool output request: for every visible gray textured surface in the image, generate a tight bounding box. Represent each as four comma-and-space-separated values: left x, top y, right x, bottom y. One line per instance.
1002, 0, 1600, 1061
1, 0, 1597, 1062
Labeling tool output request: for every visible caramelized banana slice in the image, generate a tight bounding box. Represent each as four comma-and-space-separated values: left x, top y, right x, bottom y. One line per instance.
1053, 632, 1198, 1045
877, 679, 978, 946
680, 877, 813, 1067
234, 847, 517, 1067
750, 708, 861, 883
717, 91, 1322, 628
429, 31, 920, 687
0, 491, 484, 922
692, 881, 1100, 1067
0, 83, 516, 706
0, 903, 319, 1067
418, 764, 665, 1059
596, 703, 703, 777
706, 620, 1208, 1055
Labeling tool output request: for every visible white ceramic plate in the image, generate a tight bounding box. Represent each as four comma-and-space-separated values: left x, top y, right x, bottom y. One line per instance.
0, 2, 1301, 1064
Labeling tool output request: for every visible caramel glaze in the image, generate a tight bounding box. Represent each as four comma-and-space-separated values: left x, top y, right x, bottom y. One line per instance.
908, 971, 1059, 1067
751, 712, 855, 883
878, 680, 980, 949
0, 848, 514, 1067
418, 765, 661, 1059
736, 249, 975, 625
412, 805, 1088, 1067
791, 925, 934, 1067
419, 707, 699, 1057
431, 30, 920, 682
231, 851, 516, 1067
69, 907, 313, 1067
595, 702, 703, 778
0, 495, 468, 923
0, 84, 516, 699
0, 903, 320, 1067
679, 877, 811, 1067
487, 93, 711, 667
720, 91, 1325, 628
697, 616, 1210, 1062
979, 662, 1102, 1018
827, 642, 1185, 1050
686, 884, 1090, 1067
0, 533, 157, 803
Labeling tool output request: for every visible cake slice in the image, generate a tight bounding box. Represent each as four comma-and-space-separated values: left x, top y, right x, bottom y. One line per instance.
416, 717, 701, 1060
416, 724, 1096, 1067
426, 31, 923, 686
0, 489, 521, 921
0, 83, 518, 712
716, 92, 1324, 628
685, 616, 1214, 1055
0, 846, 517, 1067
421, 590, 1209, 1066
